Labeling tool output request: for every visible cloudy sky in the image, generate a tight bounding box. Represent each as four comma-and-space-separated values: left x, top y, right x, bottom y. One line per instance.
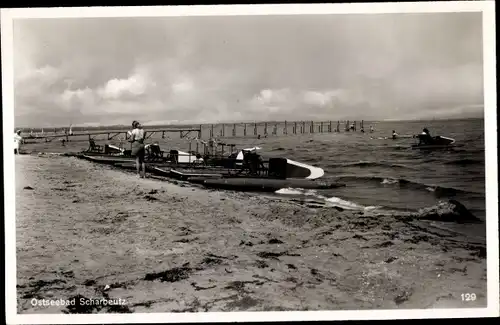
13, 12, 484, 127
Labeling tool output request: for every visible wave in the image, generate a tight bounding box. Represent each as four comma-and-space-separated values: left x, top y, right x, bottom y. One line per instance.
334, 175, 482, 197
444, 158, 483, 166
327, 161, 417, 170
275, 187, 381, 211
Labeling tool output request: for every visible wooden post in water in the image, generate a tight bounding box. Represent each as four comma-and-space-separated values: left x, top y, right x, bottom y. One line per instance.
254, 123, 257, 136
273, 123, 277, 135
264, 123, 268, 136
293, 122, 297, 134
210, 124, 214, 138
232, 124, 236, 137
329, 121, 332, 132
284, 121, 287, 135
244, 123, 247, 136
310, 121, 314, 133
337, 121, 340, 132
302, 121, 305, 134
199, 125, 202, 139
321, 122, 324, 133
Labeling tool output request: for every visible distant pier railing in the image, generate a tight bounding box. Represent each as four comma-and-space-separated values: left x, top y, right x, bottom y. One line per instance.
20, 120, 370, 143
205, 120, 367, 138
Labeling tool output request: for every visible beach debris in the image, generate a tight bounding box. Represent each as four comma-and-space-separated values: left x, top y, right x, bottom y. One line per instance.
257, 251, 285, 260
104, 284, 110, 291
206, 252, 236, 260
201, 256, 223, 266
268, 238, 284, 244
372, 241, 394, 248
256, 250, 300, 260
394, 289, 413, 305
404, 235, 430, 244
59, 270, 74, 278
286, 263, 297, 270
173, 237, 198, 243
191, 282, 217, 291
224, 268, 233, 274
239, 240, 254, 246
83, 279, 96, 286
23, 186, 34, 190
352, 234, 368, 241
107, 303, 133, 313
144, 195, 157, 201
176, 226, 192, 236
224, 280, 264, 294
144, 266, 192, 282
385, 257, 398, 263
254, 260, 269, 269
224, 296, 260, 311
148, 189, 158, 194
416, 200, 481, 223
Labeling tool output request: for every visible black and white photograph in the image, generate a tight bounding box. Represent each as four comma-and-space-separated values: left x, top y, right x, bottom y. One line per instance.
2, 1, 498, 323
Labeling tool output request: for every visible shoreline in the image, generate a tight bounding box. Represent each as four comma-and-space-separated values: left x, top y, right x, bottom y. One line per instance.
16, 155, 487, 313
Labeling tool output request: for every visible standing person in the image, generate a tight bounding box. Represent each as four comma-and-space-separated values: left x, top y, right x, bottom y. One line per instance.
14, 130, 23, 154
129, 120, 146, 178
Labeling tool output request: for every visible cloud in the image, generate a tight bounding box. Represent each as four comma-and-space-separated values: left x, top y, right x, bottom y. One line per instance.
98, 74, 148, 100
12, 13, 484, 127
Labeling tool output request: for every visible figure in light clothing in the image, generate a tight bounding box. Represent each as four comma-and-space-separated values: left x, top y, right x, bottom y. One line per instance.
129, 121, 146, 178
14, 130, 23, 154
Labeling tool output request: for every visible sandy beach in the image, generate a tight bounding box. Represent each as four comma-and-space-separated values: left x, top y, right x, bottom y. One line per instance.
15, 154, 487, 313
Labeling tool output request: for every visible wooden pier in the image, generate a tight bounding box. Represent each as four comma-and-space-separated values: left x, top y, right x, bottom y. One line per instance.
22, 127, 203, 143
18, 121, 373, 159
20, 120, 371, 150
205, 120, 367, 138
20, 120, 371, 144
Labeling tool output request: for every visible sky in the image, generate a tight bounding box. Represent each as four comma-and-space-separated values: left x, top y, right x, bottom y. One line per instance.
12, 12, 484, 127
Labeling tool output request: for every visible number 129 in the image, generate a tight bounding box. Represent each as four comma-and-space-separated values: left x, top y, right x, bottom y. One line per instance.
461, 293, 477, 301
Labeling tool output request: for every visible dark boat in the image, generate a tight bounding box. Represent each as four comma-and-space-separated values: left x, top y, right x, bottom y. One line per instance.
412, 136, 456, 150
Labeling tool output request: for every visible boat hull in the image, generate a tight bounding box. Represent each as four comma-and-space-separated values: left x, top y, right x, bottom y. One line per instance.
412, 136, 456, 150
200, 178, 345, 192
413, 135, 455, 150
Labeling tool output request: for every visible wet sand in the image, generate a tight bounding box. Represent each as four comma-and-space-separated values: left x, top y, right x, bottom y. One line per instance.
15, 155, 487, 313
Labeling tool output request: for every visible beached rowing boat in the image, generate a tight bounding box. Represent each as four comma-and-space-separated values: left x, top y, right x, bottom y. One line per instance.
76, 145, 328, 192
78, 145, 324, 178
